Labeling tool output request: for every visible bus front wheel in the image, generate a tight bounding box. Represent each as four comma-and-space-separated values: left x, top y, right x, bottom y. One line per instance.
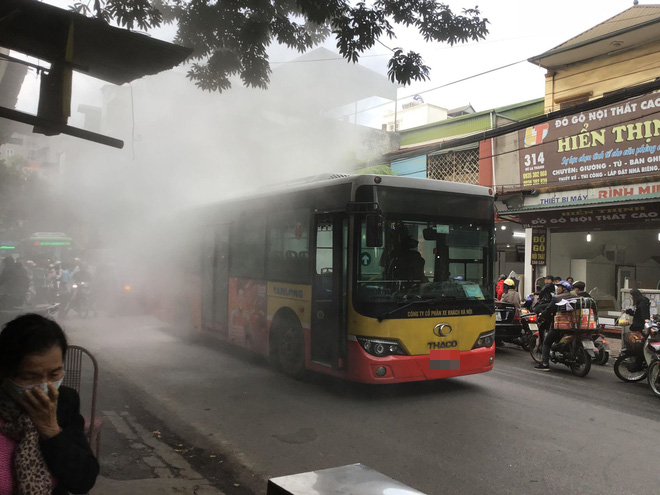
277, 320, 306, 378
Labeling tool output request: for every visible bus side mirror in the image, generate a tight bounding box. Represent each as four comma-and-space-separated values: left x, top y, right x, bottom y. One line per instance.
365, 214, 383, 247
423, 228, 437, 241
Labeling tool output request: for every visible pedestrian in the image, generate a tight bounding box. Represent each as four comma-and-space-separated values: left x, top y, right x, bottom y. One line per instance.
0, 257, 30, 307
0, 313, 99, 494
623, 288, 651, 332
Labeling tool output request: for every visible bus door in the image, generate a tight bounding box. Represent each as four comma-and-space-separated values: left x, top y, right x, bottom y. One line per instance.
311, 213, 347, 368
202, 224, 229, 336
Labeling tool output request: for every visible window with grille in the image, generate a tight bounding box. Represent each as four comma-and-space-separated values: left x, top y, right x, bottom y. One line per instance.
427, 147, 479, 184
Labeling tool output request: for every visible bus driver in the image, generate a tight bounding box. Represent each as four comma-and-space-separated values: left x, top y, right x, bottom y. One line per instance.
381, 223, 427, 282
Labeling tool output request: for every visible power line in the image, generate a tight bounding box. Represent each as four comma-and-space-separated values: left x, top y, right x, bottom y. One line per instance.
341, 57, 535, 118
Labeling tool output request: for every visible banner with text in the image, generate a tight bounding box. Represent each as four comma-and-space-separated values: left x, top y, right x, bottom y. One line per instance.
530, 228, 547, 265
519, 93, 660, 187
516, 202, 660, 229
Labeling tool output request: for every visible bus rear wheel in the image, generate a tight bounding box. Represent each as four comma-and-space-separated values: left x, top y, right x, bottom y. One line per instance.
277, 320, 306, 378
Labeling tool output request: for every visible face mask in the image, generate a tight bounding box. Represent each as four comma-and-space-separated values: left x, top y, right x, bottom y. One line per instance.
2, 376, 64, 402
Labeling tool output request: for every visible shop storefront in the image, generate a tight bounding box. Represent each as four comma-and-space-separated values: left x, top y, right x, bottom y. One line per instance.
492, 87, 660, 316
497, 184, 660, 316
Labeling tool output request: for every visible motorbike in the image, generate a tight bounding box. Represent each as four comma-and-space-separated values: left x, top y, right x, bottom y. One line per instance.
61, 282, 91, 319
495, 302, 530, 350
46, 278, 72, 318
528, 313, 549, 364
518, 308, 538, 351
591, 325, 610, 365
643, 316, 660, 396
46, 303, 60, 318
529, 318, 596, 377
613, 326, 651, 382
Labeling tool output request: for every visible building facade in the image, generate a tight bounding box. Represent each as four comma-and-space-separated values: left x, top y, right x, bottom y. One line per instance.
494, 5, 660, 314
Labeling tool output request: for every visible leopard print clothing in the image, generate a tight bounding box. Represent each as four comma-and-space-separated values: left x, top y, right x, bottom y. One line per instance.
0, 393, 52, 495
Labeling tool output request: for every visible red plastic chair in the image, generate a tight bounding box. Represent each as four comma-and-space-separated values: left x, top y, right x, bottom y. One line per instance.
63, 345, 104, 459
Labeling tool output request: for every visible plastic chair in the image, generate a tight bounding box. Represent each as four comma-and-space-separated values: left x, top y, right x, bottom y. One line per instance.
63, 345, 103, 459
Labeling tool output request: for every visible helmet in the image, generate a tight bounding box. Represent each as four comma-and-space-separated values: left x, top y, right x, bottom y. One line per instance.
503, 278, 515, 287
557, 280, 573, 291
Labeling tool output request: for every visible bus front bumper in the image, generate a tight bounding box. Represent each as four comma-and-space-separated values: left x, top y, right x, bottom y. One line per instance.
346, 341, 495, 383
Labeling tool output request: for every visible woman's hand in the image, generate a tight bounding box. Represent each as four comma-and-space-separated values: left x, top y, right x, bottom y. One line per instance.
19, 383, 62, 439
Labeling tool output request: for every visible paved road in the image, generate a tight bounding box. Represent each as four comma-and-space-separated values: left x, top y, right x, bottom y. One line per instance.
64, 315, 659, 495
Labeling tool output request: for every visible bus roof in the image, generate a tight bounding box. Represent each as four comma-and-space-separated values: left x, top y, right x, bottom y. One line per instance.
197, 174, 493, 208
28, 232, 73, 241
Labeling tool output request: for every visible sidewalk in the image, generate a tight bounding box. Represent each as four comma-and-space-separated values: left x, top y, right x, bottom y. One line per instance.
91, 410, 225, 495
61, 315, 238, 495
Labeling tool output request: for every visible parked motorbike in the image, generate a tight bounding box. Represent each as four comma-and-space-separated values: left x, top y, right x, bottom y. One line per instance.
592, 325, 610, 365
529, 319, 595, 377
613, 327, 650, 382
643, 316, 660, 396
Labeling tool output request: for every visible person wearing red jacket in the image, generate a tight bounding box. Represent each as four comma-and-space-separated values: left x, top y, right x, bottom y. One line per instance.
495, 274, 506, 300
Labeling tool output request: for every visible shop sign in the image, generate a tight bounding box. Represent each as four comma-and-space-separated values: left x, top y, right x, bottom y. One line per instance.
526, 181, 660, 206
519, 93, 660, 188
517, 202, 660, 229
531, 228, 547, 265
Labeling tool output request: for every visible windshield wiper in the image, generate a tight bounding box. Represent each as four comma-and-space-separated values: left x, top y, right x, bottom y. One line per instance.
377, 296, 456, 322
458, 296, 495, 316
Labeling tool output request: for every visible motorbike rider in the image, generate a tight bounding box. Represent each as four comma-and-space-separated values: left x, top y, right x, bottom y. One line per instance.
534, 280, 574, 371
500, 278, 521, 308
572, 280, 598, 319
623, 288, 651, 332
64, 261, 93, 316
71, 261, 92, 284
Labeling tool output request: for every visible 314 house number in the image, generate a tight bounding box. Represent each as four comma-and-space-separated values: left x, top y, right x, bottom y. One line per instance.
524, 152, 545, 167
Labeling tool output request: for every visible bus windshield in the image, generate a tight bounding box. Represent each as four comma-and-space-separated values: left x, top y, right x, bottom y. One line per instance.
356, 215, 494, 315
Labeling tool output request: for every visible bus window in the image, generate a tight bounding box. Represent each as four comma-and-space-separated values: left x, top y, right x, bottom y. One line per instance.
267, 209, 310, 283
229, 215, 266, 279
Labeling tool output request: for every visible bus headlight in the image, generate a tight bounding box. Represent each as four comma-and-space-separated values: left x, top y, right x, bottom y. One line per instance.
473, 330, 495, 349
356, 337, 407, 357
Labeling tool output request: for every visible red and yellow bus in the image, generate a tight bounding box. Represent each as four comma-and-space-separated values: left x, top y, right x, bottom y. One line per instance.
186, 174, 495, 383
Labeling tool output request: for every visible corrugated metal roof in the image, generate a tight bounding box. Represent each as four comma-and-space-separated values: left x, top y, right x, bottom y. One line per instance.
397, 98, 544, 149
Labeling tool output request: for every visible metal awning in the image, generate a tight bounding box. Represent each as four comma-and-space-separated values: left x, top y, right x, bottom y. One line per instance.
497, 193, 660, 229
0, 0, 192, 85
0, 0, 192, 147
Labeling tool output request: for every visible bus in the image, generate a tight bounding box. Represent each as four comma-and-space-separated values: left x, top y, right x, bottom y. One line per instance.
20, 232, 75, 265
187, 174, 496, 383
